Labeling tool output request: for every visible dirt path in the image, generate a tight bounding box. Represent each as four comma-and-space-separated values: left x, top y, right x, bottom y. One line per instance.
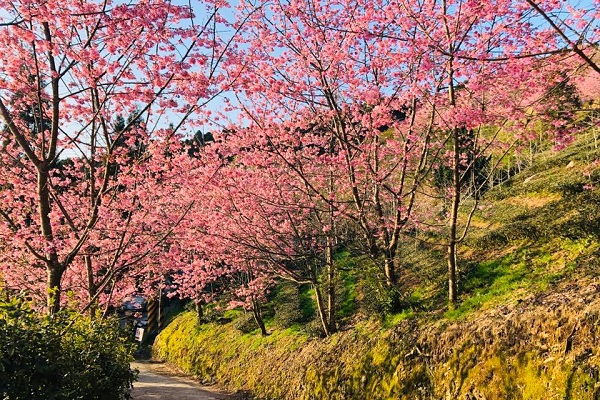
131, 361, 231, 400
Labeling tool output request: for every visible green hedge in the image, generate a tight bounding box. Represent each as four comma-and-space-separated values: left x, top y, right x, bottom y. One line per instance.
0, 298, 137, 400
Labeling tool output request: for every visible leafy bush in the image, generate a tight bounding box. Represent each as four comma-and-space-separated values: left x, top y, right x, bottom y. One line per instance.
0, 298, 137, 400
303, 318, 326, 338
357, 272, 399, 319
184, 301, 226, 323
555, 192, 600, 240
558, 181, 586, 196
501, 220, 542, 241
233, 312, 258, 334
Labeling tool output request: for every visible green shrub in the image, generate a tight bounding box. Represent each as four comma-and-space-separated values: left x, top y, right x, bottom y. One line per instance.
185, 301, 225, 323
233, 312, 258, 334
0, 298, 136, 400
303, 318, 326, 338
556, 192, 600, 240
500, 220, 542, 241
558, 181, 586, 195
357, 279, 398, 319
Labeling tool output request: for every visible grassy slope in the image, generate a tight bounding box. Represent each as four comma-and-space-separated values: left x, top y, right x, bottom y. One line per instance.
154, 136, 600, 399
449, 135, 600, 317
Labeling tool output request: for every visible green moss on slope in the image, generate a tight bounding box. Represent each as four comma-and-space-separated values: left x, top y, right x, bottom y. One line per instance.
154, 137, 600, 399
155, 283, 600, 400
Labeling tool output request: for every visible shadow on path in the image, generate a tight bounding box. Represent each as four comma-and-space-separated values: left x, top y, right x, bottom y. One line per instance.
131, 361, 231, 400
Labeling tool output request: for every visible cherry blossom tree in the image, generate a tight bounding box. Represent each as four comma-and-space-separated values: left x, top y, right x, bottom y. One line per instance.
524, 0, 600, 74
174, 0, 598, 321
3, 0, 591, 320
176, 132, 343, 335
222, 0, 588, 311
221, 0, 444, 318
0, 0, 236, 314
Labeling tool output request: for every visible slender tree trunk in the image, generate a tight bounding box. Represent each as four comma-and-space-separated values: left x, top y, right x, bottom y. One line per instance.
195, 301, 203, 322
251, 298, 267, 336
38, 169, 63, 315
384, 254, 396, 287
101, 279, 117, 318
85, 255, 98, 318
447, 241, 458, 307
323, 161, 337, 334
447, 127, 461, 308
384, 252, 402, 311
529, 140, 534, 165
314, 283, 332, 337
444, 26, 460, 309
326, 236, 336, 334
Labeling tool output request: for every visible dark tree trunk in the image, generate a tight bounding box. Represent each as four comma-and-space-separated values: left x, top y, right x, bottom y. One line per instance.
47, 266, 62, 315
195, 301, 203, 322
39, 169, 64, 315
251, 299, 267, 336
85, 255, 98, 318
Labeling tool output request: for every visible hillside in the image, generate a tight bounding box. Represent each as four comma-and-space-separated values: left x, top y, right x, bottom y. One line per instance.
153, 135, 600, 400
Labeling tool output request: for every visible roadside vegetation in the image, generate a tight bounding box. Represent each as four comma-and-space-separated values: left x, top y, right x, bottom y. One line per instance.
0, 297, 136, 400
155, 133, 600, 399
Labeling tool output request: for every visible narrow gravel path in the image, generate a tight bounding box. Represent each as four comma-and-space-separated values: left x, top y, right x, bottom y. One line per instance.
131, 361, 231, 400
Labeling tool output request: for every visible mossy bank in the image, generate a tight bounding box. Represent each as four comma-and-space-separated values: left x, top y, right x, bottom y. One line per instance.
154, 277, 600, 400
154, 137, 600, 399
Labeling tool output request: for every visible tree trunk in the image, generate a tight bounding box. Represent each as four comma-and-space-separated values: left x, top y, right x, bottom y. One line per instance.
314, 284, 332, 337
384, 253, 402, 311
251, 299, 267, 336
326, 236, 336, 334
85, 255, 99, 318
447, 241, 458, 307
444, 33, 460, 310
447, 127, 461, 309
195, 301, 203, 322
384, 254, 396, 287
38, 169, 63, 315
47, 266, 62, 315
